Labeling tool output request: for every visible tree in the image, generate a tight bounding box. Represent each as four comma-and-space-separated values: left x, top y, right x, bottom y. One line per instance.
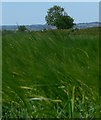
55, 15, 74, 29
18, 25, 27, 32
45, 5, 74, 29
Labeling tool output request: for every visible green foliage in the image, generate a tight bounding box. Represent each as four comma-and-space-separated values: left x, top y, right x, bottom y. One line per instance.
18, 25, 27, 32
45, 5, 74, 29
2, 28, 100, 119
45, 5, 65, 26
55, 15, 74, 29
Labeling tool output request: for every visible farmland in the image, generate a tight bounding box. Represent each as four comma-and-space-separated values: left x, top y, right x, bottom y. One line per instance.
2, 27, 100, 119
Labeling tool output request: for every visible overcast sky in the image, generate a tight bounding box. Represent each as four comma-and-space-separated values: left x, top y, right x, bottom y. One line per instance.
2, 2, 99, 25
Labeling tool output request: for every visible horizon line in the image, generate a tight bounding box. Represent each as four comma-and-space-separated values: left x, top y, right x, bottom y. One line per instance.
1, 21, 100, 26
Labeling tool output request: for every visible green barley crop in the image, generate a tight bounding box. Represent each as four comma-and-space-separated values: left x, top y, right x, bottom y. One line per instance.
2, 28, 100, 119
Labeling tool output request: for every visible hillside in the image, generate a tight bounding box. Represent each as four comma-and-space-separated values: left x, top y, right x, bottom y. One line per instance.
1, 22, 100, 31
2, 28, 100, 119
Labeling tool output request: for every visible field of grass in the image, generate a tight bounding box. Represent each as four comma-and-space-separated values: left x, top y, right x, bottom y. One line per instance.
2, 28, 100, 119
0, 31, 2, 118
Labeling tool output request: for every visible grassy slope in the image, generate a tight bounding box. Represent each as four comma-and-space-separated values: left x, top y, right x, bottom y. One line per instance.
2, 28, 100, 118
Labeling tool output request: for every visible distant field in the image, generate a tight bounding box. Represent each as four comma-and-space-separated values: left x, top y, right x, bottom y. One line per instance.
2, 28, 100, 119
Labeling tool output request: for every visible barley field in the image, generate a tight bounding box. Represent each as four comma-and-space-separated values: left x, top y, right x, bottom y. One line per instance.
2, 27, 100, 119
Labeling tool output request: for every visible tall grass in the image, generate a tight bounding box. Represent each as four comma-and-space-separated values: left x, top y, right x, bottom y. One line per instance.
0, 30, 2, 119
2, 28, 100, 119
